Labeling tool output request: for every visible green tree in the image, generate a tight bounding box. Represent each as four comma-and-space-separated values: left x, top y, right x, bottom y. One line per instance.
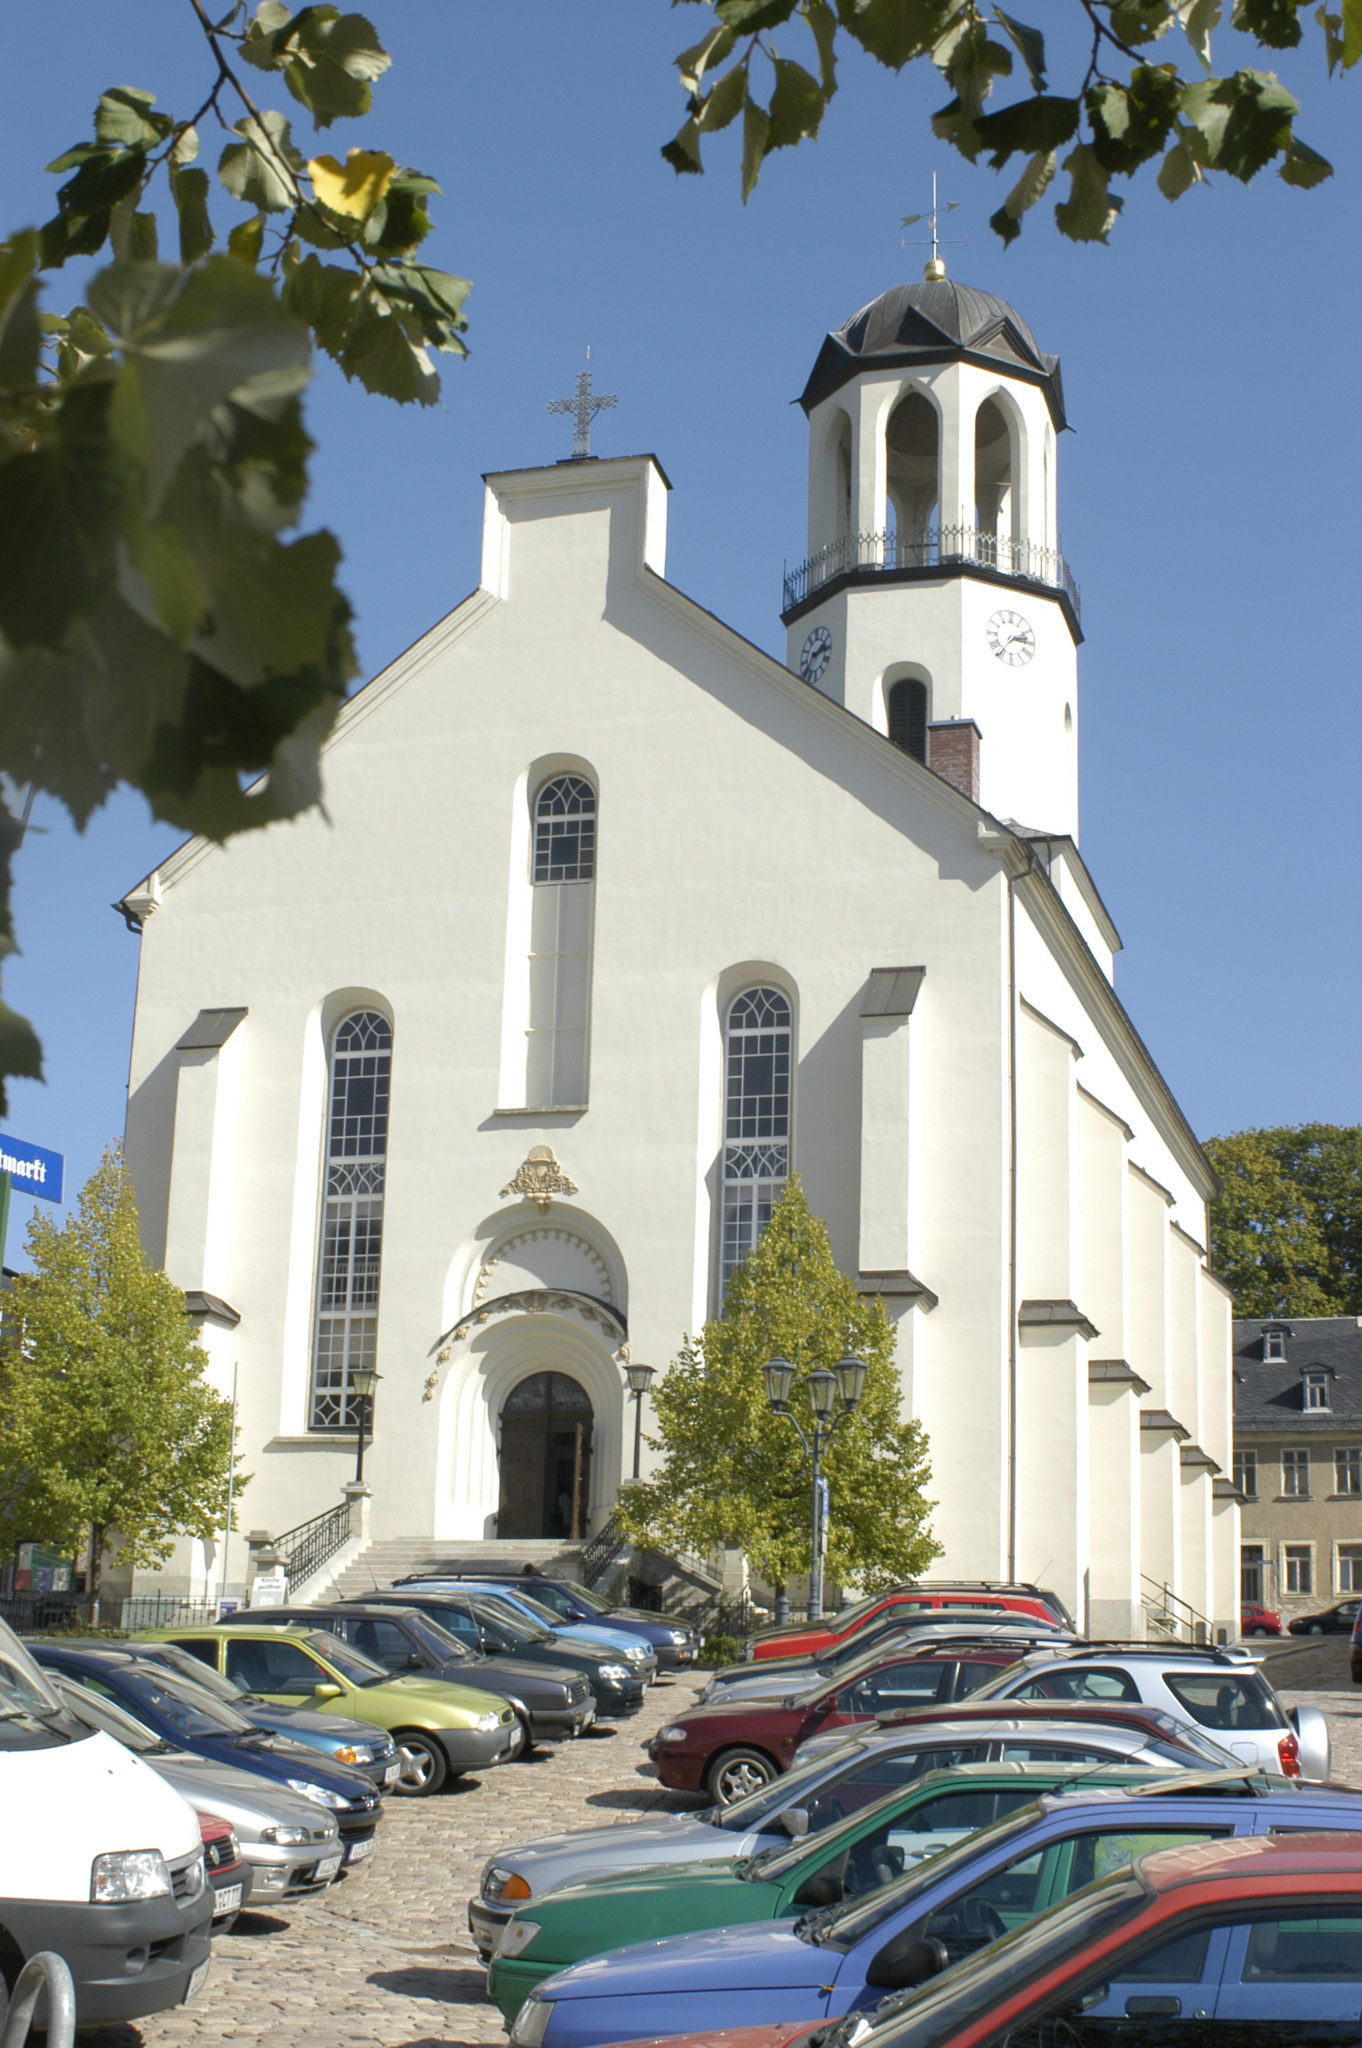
0, 1145, 240, 1587
616, 1178, 939, 1602
1205, 1122, 1362, 1317
663, 0, 1355, 239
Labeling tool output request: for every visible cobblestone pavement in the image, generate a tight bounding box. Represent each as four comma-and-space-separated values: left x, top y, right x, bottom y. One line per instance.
87, 1673, 708, 2048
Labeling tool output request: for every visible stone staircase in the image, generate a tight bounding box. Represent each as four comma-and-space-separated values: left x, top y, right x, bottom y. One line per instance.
328, 1537, 586, 1602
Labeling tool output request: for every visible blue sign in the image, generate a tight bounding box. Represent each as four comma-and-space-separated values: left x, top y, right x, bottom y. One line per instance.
0, 1134, 64, 1203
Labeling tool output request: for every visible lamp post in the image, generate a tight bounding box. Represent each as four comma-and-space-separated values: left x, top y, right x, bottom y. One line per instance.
623, 1361, 656, 1481
352, 1368, 381, 1484
763, 1352, 866, 1622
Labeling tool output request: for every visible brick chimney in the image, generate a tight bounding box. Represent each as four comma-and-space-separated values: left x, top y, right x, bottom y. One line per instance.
928, 718, 981, 803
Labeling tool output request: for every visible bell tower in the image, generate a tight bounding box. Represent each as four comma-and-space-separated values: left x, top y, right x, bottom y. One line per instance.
784, 269, 1081, 839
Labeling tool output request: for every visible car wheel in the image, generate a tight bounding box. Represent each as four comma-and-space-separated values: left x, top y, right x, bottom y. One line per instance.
393, 1730, 448, 1795
1251, 1626, 1268, 1637
1309, 1623, 1324, 1635
706, 1746, 778, 1804
515, 1711, 538, 1755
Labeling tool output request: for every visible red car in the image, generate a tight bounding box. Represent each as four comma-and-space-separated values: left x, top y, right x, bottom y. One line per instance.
746, 1584, 1065, 1661
606, 1833, 1362, 2048
1240, 1600, 1284, 1637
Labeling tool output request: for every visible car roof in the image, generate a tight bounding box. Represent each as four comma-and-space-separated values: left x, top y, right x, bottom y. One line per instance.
1142, 1831, 1362, 1893
30, 1640, 141, 1665
862, 1715, 1159, 1750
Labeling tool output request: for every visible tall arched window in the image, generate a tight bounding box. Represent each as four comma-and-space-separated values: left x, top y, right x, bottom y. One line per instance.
309, 1010, 391, 1430
885, 391, 938, 562
528, 774, 596, 1108
887, 677, 929, 763
719, 987, 792, 1300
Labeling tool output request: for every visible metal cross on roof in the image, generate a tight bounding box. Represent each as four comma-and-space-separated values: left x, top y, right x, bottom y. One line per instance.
548, 347, 617, 461
901, 171, 964, 281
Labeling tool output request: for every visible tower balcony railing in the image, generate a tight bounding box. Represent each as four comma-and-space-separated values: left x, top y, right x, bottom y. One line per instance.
782, 524, 1080, 621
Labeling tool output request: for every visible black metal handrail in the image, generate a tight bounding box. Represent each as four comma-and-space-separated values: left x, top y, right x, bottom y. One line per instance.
783, 523, 1080, 619
1, 1953, 76, 2048
273, 1496, 354, 1588
580, 1510, 628, 1590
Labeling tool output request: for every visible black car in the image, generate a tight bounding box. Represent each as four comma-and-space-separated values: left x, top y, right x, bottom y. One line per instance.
34, 1643, 383, 1860
220, 1603, 595, 1746
1289, 1598, 1360, 1636
397, 1568, 700, 1670
344, 1588, 646, 1716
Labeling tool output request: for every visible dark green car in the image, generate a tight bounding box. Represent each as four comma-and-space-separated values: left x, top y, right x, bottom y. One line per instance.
486, 1759, 1172, 2021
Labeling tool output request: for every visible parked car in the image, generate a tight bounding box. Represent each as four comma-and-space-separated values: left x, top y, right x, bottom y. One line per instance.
396, 1577, 658, 1679
1289, 1597, 1360, 1635
406, 1568, 700, 1669
126, 1636, 401, 1787
197, 1812, 249, 1933
504, 1778, 1362, 2048
485, 1760, 1188, 2021
472, 1709, 1224, 1956
33, 1643, 383, 1857
1240, 1600, 1284, 1637
698, 1633, 1056, 1709
745, 1585, 1069, 1661
348, 1587, 646, 1717
218, 1602, 595, 1748
51, 1672, 355, 1900
0, 1617, 213, 2029
609, 1833, 1362, 2048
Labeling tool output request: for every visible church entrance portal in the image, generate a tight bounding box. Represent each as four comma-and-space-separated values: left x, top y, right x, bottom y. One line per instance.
496, 1372, 594, 1539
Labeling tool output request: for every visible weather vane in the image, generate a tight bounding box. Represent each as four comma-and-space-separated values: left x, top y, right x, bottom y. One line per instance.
548, 347, 618, 461
901, 172, 965, 281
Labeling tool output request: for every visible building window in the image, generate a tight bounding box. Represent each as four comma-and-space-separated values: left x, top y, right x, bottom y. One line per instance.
1240, 1544, 1266, 1605
1336, 1449, 1362, 1496
1233, 1449, 1258, 1500
1339, 1546, 1362, 1595
1281, 1449, 1310, 1498
887, 678, 928, 763
310, 1010, 391, 1431
719, 986, 792, 1302
1283, 1544, 1313, 1596
1304, 1370, 1329, 1411
1262, 1328, 1286, 1362
527, 774, 596, 1108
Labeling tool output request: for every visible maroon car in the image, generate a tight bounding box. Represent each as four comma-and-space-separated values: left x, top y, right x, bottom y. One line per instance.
647, 1657, 1233, 1800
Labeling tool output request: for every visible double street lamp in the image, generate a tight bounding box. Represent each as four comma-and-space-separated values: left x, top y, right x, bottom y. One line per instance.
352, 1367, 381, 1484
623, 1360, 656, 1480
763, 1352, 867, 1622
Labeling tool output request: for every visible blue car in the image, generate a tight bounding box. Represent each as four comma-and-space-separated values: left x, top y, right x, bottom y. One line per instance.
409, 1570, 699, 1670
505, 1773, 1362, 2048
35, 1643, 384, 1867
125, 1637, 401, 1790
397, 1578, 657, 1679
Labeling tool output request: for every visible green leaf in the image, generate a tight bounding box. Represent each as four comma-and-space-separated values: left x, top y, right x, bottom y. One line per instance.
369, 260, 471, 354
1157, 133, 1203, 195
1108, 0, 1180, 41
171, 167, 214, 264
715, 0, 797, 28
170, 124, 200, 169
0, 232, 42, 390
227, 214, 267, 267
279, 11, 393, 128
40, 147, 147, 268
1279, 131, 1333, 182
1231, 0, 1306, 43
1087, 66, 1181, 173
239, 0, 295, 69
697, 63, 749, 133
806, 0, 839, 90
359, 170, 436, 257
1180, 68, 1298, 179
662, 118, 706, 175
993, 8, 1047, 90
972, 93, 1078, 168
0, 384, 125, 648
767, 58, 826, 146
127, 521, 212, 645
282, 252, 363, 353
338, 299, 438, 403
94, 87, 173, 150
1182, 0, 1222, 66
842, 0, 961, 68
675, 21, 737, 92
989, 144, 1057, 242
1054, 141, 1124, 239
741, 94, 771, 198
218, 110, 304, 214
0, 997, 43, 1112
1343, 0, 1362, 62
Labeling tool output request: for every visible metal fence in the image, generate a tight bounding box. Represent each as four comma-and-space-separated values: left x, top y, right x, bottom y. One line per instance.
274, 1495, 353, 1588
783, 523, 1080, 618
0, 1589, 229, 1633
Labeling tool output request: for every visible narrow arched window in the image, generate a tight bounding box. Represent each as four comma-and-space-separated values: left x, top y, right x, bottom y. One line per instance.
528, 775, 596, 1107
309, 1010, 391, 1430
719, 987, 792, 1300
887, 678, 928, 763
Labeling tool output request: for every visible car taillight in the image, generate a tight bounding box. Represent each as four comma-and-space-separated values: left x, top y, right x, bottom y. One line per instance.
1277, 1731, 1301, 1778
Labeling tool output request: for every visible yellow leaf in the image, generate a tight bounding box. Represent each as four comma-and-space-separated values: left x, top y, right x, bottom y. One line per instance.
307, 149, 396, 224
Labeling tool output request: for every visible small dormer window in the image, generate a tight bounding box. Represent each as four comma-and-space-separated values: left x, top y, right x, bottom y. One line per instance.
1304, 1370, 1330, 1411
1262, 1328, 1287, 1362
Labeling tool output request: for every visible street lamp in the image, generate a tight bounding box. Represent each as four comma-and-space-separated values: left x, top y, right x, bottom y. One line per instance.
352, 1367, 381, 1484
623, 1361, 656, 1481
764, 1351, 865, 1622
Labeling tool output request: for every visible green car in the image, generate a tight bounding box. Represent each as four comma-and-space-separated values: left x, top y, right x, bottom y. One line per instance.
135, 1623, 521, 1794
486, 1760, 1171, 2021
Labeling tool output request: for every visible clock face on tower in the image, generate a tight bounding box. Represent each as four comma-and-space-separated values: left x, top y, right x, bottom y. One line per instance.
986, 609, 1035, 666
800, 624, 833, 683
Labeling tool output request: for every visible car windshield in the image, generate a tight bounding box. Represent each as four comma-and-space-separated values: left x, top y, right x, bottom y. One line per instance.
473, 1595, 553, 1645
960, 1659, 1035, 1698
0, 1619, 70, 1736
122, 1663, 254, 1739
710, 1735, 874, 1829
56, 1676, 174, 1754
401, 1612, 470, 1661
483, 1586, 577, 1632
839, 1866, 1148, 2048
133, 1642, 259, 1705
752, 1779, 948, 1882
814, 1804, 1044, 1946
556, 1578, 611, 1614
302, 1632, 387, 1685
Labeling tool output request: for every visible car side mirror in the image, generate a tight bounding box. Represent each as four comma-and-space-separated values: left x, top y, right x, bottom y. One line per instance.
406, 1653, 424, 1670
778, 1808, 810, 1838
313, 1682, 344, 1701
866, 1931, 949, 1991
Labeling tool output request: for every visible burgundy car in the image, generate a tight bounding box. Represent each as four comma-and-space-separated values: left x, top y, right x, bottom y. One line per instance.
746, 1585, 1065, 1662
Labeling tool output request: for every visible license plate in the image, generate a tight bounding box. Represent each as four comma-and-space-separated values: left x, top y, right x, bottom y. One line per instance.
313, 1853, 343, 1882
213, 1883, 243, 1918
346, 1838, 374, 1863
383, 1762, 400, 1785
185, 1961, 210, 2003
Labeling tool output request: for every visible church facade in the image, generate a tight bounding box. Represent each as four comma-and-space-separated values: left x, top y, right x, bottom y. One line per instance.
120, 274, 1238, 1638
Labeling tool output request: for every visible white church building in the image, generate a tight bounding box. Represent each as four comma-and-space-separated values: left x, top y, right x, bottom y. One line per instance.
119, 269, 1238, 1638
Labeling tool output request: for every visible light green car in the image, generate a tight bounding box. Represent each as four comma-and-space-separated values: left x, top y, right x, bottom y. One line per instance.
135, 1623, 522, 1794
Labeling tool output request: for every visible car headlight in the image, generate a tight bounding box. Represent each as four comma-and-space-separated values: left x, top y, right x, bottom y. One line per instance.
287, 1777, 348, 1810
669, 1630, 690, 1644
261, 1825, 313, 1847
599, 1663, 630, 1682
659, 1724, 690, 1744
510, 1992, 553, 2048
91, 1849, 173, 1903
332, 1746, 360, 1764
496, 1918, 543, 1960
481, 1864, 532, 1904
476, 1712, 503, 1732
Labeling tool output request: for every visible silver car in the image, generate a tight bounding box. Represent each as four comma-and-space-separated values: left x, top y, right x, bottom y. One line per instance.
55, 1677, 346, 1906
468, 1711, 1225, 1957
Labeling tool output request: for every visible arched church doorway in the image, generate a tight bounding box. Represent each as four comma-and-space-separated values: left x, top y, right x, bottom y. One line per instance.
496, 1372, 594, 1539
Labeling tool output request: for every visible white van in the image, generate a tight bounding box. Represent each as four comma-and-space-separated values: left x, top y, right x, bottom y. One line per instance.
0, 1617, 213, 2028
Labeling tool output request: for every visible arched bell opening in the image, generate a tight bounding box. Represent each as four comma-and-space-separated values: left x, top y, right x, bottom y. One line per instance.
496, 1370, 595, 1540
974, 395, 1023, 559
885, 391, 939, 564
886, 674, 930, 764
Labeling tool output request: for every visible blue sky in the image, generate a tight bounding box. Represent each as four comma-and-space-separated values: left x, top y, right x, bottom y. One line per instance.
2, 1, 1359, 1263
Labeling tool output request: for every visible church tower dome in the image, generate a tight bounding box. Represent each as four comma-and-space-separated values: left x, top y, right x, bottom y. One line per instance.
784, 270, 1080, 839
